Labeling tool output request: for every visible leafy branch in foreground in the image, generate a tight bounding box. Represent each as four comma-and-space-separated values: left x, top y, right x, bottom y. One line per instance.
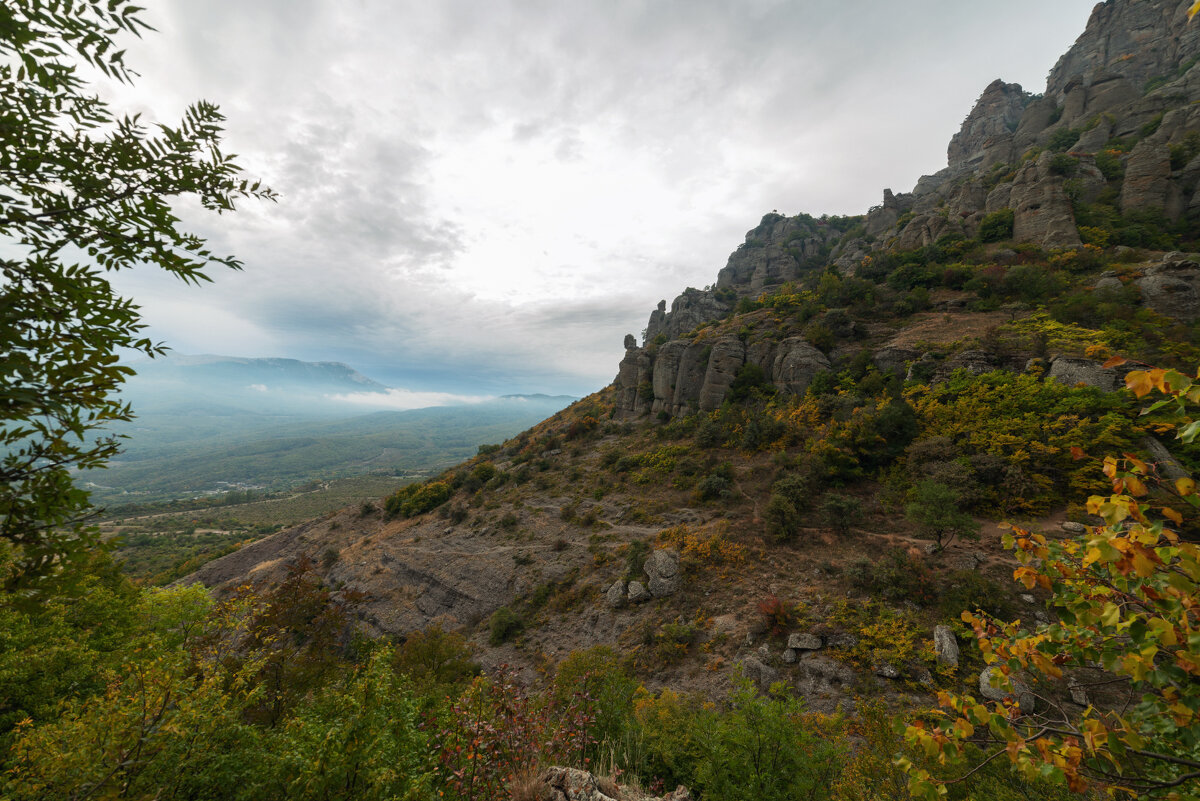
0, 0, 274, 583
901, 366, 1200, 800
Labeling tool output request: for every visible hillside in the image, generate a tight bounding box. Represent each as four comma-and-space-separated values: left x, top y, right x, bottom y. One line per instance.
184, 0, 1200, 722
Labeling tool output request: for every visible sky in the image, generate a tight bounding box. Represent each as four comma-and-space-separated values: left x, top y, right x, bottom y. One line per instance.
100, 0, 1099, 400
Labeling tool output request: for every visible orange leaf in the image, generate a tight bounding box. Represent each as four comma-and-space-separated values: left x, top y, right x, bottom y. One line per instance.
1162, 507, 1183, 525
1070, 446, 1086, 461
1102, 356, 1128, 368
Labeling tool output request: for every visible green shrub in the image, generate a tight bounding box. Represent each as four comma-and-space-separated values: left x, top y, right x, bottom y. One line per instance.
1047, 126, 1081, 153
847, 548, 938, 606
821, 493, 861, 535
978, 208, 1015, 243
487, 606, 523, 645
938, 569, 1011, 619
384, 480, 453, 519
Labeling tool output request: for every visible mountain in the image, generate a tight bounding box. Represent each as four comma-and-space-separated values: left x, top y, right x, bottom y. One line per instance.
184, 0, 1200, 715
89, 354, 574, 503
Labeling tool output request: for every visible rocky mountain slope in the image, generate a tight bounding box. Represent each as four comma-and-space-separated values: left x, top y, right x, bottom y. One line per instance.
183, 0, 1200, 711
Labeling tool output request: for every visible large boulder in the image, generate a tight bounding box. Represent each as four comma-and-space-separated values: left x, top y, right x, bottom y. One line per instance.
934, 625, 959, 668
1047, 356, 1119, 392
644, 548, 681, 597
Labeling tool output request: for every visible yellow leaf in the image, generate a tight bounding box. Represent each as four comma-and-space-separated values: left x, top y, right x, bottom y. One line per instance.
1125, 370, 1154, 398
1162, 507, 1183, 525
1177, 477, 1196, 497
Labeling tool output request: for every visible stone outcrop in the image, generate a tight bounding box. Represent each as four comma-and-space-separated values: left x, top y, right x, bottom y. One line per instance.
1046, 1, 1200, 106
614, 332, 830, 418
644, 548, 681, 597
948, 79, 1030, 171
1137, 252, 1200, 322
933, 625, 959, 668
537, 767, 691, 801
1009, 155, 1081, 249
715, 213, 839, 294
1047, 356, 1119, 392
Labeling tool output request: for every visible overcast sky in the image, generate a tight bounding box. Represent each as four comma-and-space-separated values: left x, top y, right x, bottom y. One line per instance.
103, 0, 1098, 400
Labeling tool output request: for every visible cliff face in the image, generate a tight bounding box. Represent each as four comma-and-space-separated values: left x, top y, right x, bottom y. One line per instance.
613, 0, 1200, 420
1046, 0, 1200, 102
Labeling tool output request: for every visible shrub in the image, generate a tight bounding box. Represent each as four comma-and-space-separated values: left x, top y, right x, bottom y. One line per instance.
821, 493, 862, 535
904, 480, 978, 552
393, 624, 479, 689
384, 480, 453, 518
727, 363, 773, 403
938, 569, 1011, 620
847, 548, 938, 606
978, 208, 1015, 243
695, 463, 735, 502
1047, 126, 1081, 152
487, 607, 523, 645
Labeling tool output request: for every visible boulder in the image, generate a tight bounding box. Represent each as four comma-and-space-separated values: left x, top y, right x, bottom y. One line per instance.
825, 632, 859, 649
1141, 436, 1190, 481
627, 580, 652, 604
787, 633, 823, 652
979, 666, 1036, 711
781, 648, 798, 664
1047, 356, 1119, 392
739, 656, 780, 692
933, 625, 959, 668
872, 346, 921, 378
605, 580, 627, 609
875, 663, 902, 679
539, 766, 692, 801
644, 548, 681, 597
931, 350, 996, 384
1061, 521, 1088, 535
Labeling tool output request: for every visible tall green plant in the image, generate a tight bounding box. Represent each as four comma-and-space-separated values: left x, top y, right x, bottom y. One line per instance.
0, 0, 274, 583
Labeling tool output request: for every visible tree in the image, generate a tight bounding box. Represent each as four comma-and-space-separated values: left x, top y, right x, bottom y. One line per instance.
904, 479, 979, 552
0, 1, 274, 583
901, 366, 1200, 799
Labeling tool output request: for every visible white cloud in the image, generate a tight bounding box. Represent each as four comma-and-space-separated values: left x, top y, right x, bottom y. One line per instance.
329, 389, 495, 411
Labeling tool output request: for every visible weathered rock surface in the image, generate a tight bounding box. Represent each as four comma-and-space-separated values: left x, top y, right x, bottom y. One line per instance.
1009, 157, 1081, 249
627, 580, 652, 604
787, 633, 823, 652
948, 79, 1030, 171
538, 766, 691, 801
1046, 0, 1200, 106
605, 580, 627, 609
1137, 253, 1200, 322
980, 666, 1036, 711
933, 625, 959, 668
740, 656, 780, 692
644, 548, 681, 597
1142, 436, 1191, 480
1120, 140, 1172, 213
1047, 356, 1119, 392
699, 336, 746, 411
772, 338, 831, 395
